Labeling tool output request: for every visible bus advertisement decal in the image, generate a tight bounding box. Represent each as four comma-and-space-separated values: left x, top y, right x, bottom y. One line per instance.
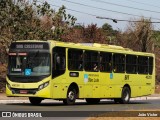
84, 74, 88, 83
110, 73, 113, 79
25, 69, 31, 76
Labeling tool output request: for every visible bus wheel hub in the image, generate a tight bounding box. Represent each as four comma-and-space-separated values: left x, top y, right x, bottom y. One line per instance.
68, 91, 75, 100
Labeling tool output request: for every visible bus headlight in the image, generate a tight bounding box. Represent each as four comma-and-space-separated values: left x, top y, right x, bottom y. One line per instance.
38, 81, 49, 91
6, 82, 11, 90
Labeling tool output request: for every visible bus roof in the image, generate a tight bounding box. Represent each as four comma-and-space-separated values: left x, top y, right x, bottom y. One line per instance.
13, 40, 154, 56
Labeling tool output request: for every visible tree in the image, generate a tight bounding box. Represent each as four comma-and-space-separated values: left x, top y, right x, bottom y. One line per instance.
51, 5, 77, 40
120, 17, 153, 52
102, 23, 114, 34
62, 24, 106, 43
0, 0, 77, 63
101, 23, 118, 44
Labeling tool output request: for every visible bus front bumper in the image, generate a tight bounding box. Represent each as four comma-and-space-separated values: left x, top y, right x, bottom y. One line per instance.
6, 82, 51, 98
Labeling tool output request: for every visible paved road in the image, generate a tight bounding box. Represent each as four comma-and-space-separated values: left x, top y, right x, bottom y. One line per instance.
0, 99, 160, 111
0, 99, 160, 119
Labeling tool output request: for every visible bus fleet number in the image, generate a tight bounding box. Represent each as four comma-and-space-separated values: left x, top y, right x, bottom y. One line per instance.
125, 75, 130, 80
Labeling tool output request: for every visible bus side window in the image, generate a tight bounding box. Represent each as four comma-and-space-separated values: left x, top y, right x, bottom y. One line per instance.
53, 53, 61, 70
56, 54, 60, 65
68, 49, 83, 71
138, 56, 148, 74
113, 54, 125, 73
84, 51, 99, 72
126, 55, 137, 74
52, 47, 66, 78
149, 57, 153, 75
100, 52, 112, 72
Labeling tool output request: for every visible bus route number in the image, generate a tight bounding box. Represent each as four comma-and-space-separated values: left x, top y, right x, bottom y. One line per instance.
125, 75, 130, 80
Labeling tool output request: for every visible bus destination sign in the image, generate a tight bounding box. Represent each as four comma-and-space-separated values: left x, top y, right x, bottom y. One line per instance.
10, 42, 49, 50
16, 44, 43, 49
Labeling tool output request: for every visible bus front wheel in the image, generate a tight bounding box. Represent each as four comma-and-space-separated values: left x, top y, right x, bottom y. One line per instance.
29, 97, 43, 105
119, 87, 131, 104
63, 88, 77, 105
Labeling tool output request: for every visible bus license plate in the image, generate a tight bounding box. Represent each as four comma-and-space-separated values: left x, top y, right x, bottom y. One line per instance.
20, 90, 28, 94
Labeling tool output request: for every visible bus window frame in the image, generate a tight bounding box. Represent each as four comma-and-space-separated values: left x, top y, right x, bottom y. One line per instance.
126, 55, 137, 74
137, 56, 149, 75
68, 48, 84, 71
113, 53, 125, 73
99, 52, 112, 73
149, 57, 153, 75
52, 47, 66, 78
84, 50, 99, 72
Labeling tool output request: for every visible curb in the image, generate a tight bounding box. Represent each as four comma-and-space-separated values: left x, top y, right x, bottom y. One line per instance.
0, 97, 160, 104
131, 97, 160, 100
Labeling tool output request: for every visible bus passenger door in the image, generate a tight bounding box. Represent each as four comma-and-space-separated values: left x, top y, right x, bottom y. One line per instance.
52, 47, 66, 98
52, 47, 66, 79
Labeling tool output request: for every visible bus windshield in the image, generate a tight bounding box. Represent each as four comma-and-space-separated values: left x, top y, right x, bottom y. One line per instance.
8, 52, 50, 76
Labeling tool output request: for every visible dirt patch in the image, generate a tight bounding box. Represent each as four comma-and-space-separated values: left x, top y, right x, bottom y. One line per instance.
87, 110, 160, 120
155, 83, 160, 94
87, 117, 159, 120
0, 93, 27, 100
0, 64, 7, 93
0, 81, 6, 93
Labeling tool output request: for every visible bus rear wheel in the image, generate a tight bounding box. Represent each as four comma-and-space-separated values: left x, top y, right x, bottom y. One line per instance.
119, 87, 130, 104
29, 97, 43, 105
86, 98, 100, 104
63, 88, 77, 105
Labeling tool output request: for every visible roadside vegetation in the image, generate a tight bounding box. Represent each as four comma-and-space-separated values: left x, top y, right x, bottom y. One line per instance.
0, 0, 160, 93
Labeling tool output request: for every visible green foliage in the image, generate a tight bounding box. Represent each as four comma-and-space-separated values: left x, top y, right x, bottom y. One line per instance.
153, 30, 160, 46
101, 23, 118, 44
0, 0, 77, 63
52, 5, 77, 40
102, 23, 113, 32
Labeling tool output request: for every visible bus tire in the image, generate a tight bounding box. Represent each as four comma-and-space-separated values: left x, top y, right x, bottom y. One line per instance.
29, 97, 43, 105
63, 88, 77, 105
119, 87, 130, 104
86, 98, 100, 104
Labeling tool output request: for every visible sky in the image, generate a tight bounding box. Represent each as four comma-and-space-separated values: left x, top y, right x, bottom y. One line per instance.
43, 0, 160, 31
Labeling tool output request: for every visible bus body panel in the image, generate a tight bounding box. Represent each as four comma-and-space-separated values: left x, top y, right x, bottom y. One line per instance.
6, 40, 155, 102
6, 75, 52, 98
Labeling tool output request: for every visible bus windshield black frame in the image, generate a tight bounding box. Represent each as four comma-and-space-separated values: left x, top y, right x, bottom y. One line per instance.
8, 42, 51, 77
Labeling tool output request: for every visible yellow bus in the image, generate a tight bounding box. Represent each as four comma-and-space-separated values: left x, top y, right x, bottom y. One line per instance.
6, 40, 155, 105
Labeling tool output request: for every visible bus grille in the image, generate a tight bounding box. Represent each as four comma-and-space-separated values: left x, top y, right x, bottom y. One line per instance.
11, 88, 38, 94
7, 75, 49, 83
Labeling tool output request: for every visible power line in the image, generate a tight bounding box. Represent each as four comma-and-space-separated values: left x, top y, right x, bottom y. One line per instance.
37, 1, 97, 17
52, 4, 97, 17
37, 0, 160, 24
96, 16, 160, 23
61, 0, 160, 21
125, 0, 160, 9
91, 0, 160, 14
